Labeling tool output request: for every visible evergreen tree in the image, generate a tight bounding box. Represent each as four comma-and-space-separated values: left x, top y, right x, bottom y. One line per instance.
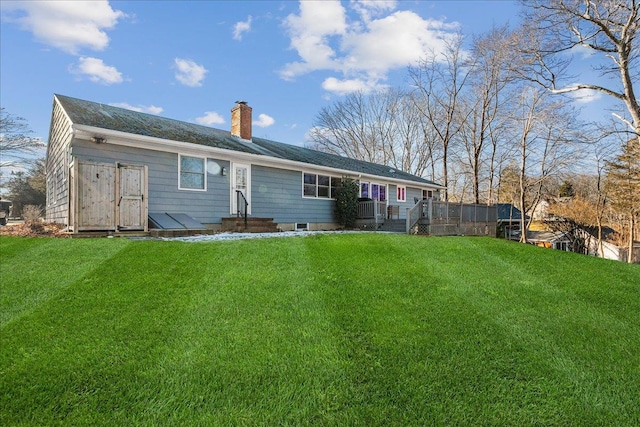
6, 159, 46, 217
334, 178, 359, 228
558, 180, 575, 198
606, 140, 640, 263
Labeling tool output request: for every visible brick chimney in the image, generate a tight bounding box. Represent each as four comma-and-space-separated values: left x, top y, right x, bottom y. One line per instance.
231, 101, 252, 141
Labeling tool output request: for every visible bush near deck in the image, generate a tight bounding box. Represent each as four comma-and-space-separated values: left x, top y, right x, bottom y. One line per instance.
1, 234, 638, 426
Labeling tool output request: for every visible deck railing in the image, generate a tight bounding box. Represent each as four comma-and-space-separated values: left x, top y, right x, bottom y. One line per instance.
406, 199, 497, 236
406, 199, 429, 233
356, 200, 387, 222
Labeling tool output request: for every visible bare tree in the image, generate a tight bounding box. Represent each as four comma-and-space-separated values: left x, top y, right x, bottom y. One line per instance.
522, 0, 640, 141
409, 34, 472, 200
0, 108, 45, 169
309, 91, 389, 164
309, 89, 441, 178
593, 143, 612, 257
459, 26, 517, 204
388, 91, 440, 177
508, 86, 578, 242
606, 138, 640, 262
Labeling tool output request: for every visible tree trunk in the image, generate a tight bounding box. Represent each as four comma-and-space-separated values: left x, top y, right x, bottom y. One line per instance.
628, 215, 635, 264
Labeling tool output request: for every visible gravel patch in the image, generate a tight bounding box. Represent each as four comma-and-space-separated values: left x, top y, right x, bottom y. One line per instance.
158, 230, 371, 242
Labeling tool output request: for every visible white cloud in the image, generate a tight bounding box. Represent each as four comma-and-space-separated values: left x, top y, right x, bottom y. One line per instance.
72, 56, 123, 84
2, 0, 125, 54
280, 0, 347, 80
342, 11, 457, 74
568, 88, 603, 104
569, 44, 596, 59
351, 0, 397, 22
322, 77, 375, 95
109, 103, 163, 115
195, 112, 225, 126
233, 15, 252, 41
280, 1, 460, 95
253, 114, 275, 128
174, 58, 208, 87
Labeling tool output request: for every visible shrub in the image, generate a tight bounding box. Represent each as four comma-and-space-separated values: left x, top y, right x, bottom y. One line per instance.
335, 178, 359, 228
22, 205, 43, 223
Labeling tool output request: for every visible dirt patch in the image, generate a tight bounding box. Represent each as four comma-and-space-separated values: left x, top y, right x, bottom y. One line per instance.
0, 222, 70, 237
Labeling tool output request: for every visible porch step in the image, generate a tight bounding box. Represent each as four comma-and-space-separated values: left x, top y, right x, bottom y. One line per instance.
379, 219, 406, 233
221, 217, 280, 233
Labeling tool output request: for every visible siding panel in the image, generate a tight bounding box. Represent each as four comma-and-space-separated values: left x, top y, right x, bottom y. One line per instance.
251, 166, 335, 224
72, 141, 230, 223
45, 100, 73, 224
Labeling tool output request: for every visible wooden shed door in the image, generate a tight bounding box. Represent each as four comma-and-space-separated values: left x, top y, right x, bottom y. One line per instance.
76, 161, 116, 231
117, 164, 148, 231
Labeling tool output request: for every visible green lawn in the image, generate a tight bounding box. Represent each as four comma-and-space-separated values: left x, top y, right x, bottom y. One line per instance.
1, 234, 638, 426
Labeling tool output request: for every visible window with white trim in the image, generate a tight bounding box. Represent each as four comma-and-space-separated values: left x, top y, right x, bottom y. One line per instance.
318, 175, 330, 198
361, 182, 369, 198
179, 155, 206, 190
302, 173, 342, 198
397, 186, 406, 202
423, 189, 434, 199
360, 181, 387, 202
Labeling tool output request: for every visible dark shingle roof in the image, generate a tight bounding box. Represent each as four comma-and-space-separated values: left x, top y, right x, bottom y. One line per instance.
55, 94, 442, 187
496, 203, 528, 221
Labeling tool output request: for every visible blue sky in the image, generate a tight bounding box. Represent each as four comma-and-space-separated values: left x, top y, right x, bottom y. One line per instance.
1, 0, 528, 150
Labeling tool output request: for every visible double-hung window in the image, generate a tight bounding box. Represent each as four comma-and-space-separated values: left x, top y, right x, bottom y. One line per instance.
179, 155, 206, 190
303, 173, 341, 198
317, 175, 330, 198
303, 173, 317, 196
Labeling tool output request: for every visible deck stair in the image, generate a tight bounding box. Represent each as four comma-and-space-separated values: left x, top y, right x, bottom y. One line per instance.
378, 219, 406, 233
221, 217, 279, 233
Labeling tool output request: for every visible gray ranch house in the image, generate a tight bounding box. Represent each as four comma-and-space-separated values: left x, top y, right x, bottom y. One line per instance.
46, 95, 444, 234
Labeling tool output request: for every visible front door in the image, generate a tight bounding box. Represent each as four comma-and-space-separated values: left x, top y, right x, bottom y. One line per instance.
231, 163, 251, 215
117, 164, 148, 231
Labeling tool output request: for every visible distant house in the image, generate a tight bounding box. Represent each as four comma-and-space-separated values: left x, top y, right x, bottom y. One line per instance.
496, 203, 528, 239
45, 95, 444, 234
530, 199, 550, 221
578, 228, 640, 263
527, 230, 572, 251
527, 226, 640, 263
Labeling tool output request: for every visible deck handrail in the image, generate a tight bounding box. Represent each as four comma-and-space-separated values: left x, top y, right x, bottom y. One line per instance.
236, 190, 248, 228
406, 199, 428, 232
356, 200, 386, 222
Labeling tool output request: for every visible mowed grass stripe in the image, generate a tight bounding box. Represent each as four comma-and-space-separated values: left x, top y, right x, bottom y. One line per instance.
304, 235, 566, 424
137, 238, 349, 425
418, 237, 640, 424
0, 237, 131, 327
1, 241, 216, 424
304, 234, 639, 425
1, 234, 638, 426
